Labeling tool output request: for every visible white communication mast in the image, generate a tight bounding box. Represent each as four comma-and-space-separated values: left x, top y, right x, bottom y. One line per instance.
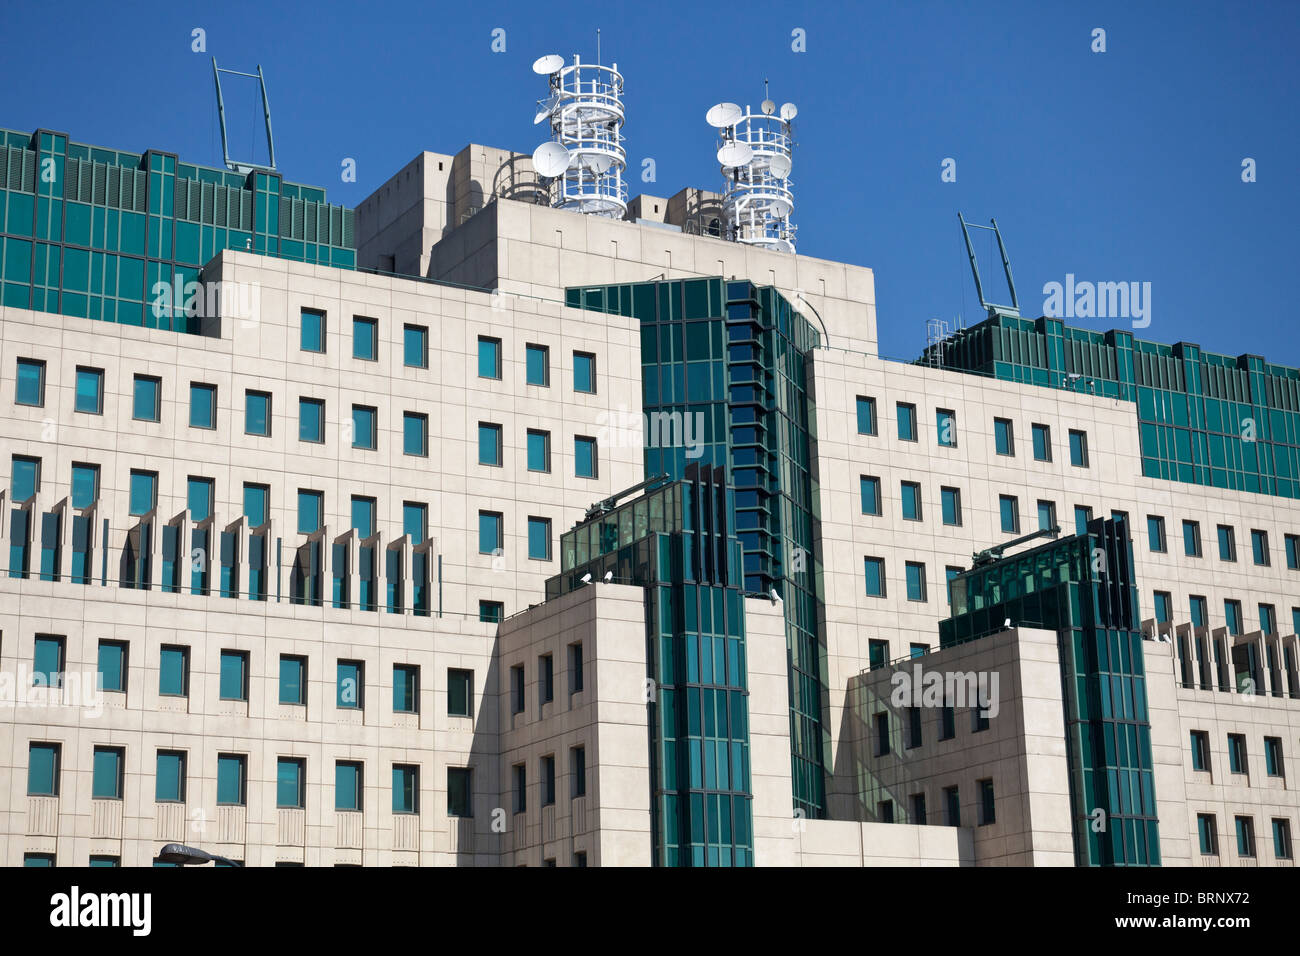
530, 48, 627, 218
707, 83, 797, 253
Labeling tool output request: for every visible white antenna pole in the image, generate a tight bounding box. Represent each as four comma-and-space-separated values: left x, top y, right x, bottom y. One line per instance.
597, 29, 601, 65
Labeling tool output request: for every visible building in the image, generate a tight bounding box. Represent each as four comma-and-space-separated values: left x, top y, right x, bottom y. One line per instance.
2, 121, 1297, 867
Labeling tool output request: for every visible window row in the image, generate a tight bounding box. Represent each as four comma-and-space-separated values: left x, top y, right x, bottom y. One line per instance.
863, 556, 964, 605
876, 780, 996, 828
1153, 590, 1300, 641
506, 644, 587, 717
1195, 812, 1292, 860
871, 698, 992, 757
1188, 731, 1286, 779
1146, 515, 1298, 570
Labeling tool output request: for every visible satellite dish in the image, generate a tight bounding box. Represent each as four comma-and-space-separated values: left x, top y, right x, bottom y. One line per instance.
532, 141, 571, 178
717, 141, 753, 167
761, 99, 776, 116
532, 54, 564, 75
584, 151, 614, 174
533, 109, 551, 125
769, 153, 792, 178
770, 197, 792, 218
706, 102, 743, 128
779, 102, 798, 122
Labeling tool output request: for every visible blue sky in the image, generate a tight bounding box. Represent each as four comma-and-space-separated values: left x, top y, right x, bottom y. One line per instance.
2, 0, 1296, 364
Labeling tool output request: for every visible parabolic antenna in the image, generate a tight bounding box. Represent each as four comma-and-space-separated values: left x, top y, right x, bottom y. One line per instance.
532, 54, 564, 75
583, 152, 615, 174
533, 141, 572, 178
761, 99, 776, 116
717, 140, 754, 168
769, 153, 792, 178
779, 102, 798, 122
533, 109, 551, 125
706, 102, 743, 128
770, 197, 792, 218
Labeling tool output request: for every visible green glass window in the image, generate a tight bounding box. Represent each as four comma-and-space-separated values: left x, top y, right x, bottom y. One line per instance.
71, 463, 99, 509
245, 390, 271, 436
571, 746, 587, 798
901, 481, 922, 521
97, 640, 127, 693
1224, 600, 1243, 636
1183, 520, 1202, 557
1190, 595, 1207, 629
478, 422, 502, 466
868, 639, 889, 670
279, 655, 305, 705
1286, 534, 1300, 570
155, 750, 186, 802
528, 516, 551, 560
1218, 525, 1236, 561
856, 396, 876, 435
936, 409, 956, 447
299, 398, 324, 442
1190, 730, 1209, 771
861, 476, 882, 516
940, 706, 956, 740
447, 767, 472, 816
541, 754, 556, 805
1037, 500, 1056, 531
512, 764, 527, 813
244, 483, 269, 528
479, 511, 502, 554
219, 650, 248, 700
277, 758, 305, 808
943, 786, 960, 826
1074, 505, 1092, 535
27, 743, 59, 796
74, 366, 103, 414
1069, 429, 1089, 467
1273, 819, 1292, 859
301, 309, 325, 353
478, 336, 502, 379
526, 343, 549, 386
33, 635, 64, 686
994, 418, 1014, 456
297, 490, 323, 534
352, 405, 376, 449
1251, 529, 1269, 566
16, 358, 44, 407
448, 668, 473, 717
481, 600, 504, 624
88, 856, 120, 867
575, 436, 597, 478
864, 557, 885, 597
999, 495, 1019, 533
978, 779, 996, 825
404, 324, 427, 368
129, 470, 157, 516
1235, 816, 1254, 857
945, 567, 961, 605
132, 375, 161, 422
573, 351, 595, 393
189, 383, 216, 429
403, 502, 427, 545
350, 495, 375, 539
940, 486, 960, 525
217, 754, 246, 806
24, 854, 55, 867
393, 764, 418, 814
335, 761, 362, 811
1031, 423, 1051, 461
1197, 814, 1217, 855
394, 664, 418, 713
1147, 515, 1166, 552
539, 654, 554, 703
91, 749, 122, 801
353, 316, 377, 361
1264, 737, 1283, 776
510, 664, 525, 711
1154, 591, 1173, 624
403, 412, 427, 456
337, 660, 363, 709
527, 429, 550, 472
904, 561, 926, 602
569, 643, 584, 693
11, 455, 39, 502
1259, 603, 1277, 635
1228, 733, 1247, 773
187, 476, 213, 522
159, 645, 188, 696
896, 402, 917, 441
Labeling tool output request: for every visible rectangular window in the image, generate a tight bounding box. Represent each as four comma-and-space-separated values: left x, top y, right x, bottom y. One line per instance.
1154, 591, 1173, 624
12, 454, 40, 502
478, 336, 502, 379
911, 793, 927, 825
404, 324, 428, 368
129, 469, 157, 516
92, 746, 124, 799
479, 511, 503, 555
512, 764, 527, 814
539, 654, 554, 704
1235, 816, 1255, 857
999, 495, 1020, 533
297, 490, 323, 535
448, 668, 473, 717
571, 746, 587, 798
403, 412, 428, 457
944, 567, 961, 606
27, 742, 59, 796
1228, 733, 1247, 774
393, 764, 419, 814
527, 516, 551, 561
335, 761, 363, 811
1183, 520, 1202, 557
864, 557, 885, 597
478, 422, 502, 466
900, 481, 922, 521
160, 645, 189, 697
569, 643, 584, 694
34, 634, 65, 687
71, 463, 99, 509
337, 660, 364, 709
1037, 500, 1056, 532
1190, 730, 1210, 772
510, 664, 525, 714
279, 655, 305, 705
244, 483, 270, 529
1069, 429, 1089, 467
299, 398, 324, 443
403, 502, 427, 546
244, 390, 271, 437
907, 707, 923, 749
480, 600, 504, 623
1251, 529, 1269, 566
277, 758, 305, 808
943, 785, 960, 827
16, 357, 45, 407
1259, 603, 1277, 635
1031, 423, 1051, 461
936, 408, 956, 447
978, 779, 996, 825
1273, 819, 1292, 860
353, 316, 378, 361
874, 712, 890, 756
219, 650, 248, 701
994, 418, 1014, 456
447, 767, 473, 817
1218, 525, 1236, 562
896, 402, 917, 441
75, 366, 103, 414
1264, 737, 1283, 777
573, 351, 596, 393
940, 706, 956, 740
972, 703, 990, 733
1190, 595, 1208, 629
352, 405, 377, 450
526, 343, 550, 386
22, 854, 54, 867
1147, 515, 1166, 553
856, 396, 877, 435
97, 640, 127, 693
132, 374, 161, 422
527, 429, 551, 472
1286, 534, 1300, 570
187, 476, 213, 522
155, 750, 187, 803
860, 476, 882, 516
878, 800, 894, 824
1225, 599, 1243, 636
940, 486, 961, 526
189, 383, 216, 429
905, 561, 926, 602
541, 754, 556, 805
217, 754, 247, 806
1197, 814, 1218, 855
393, 664, 419, 714
575, 436, 598, 478
1074, 505, 1093, 536
868, 639, 889, 671
301, 309, 325, 353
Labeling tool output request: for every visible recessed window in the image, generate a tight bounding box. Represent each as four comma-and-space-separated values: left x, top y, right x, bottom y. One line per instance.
92, 746, 124, 799
861, 476, 882, 516
527, 429, 551, 472
1147, 515, 1167, 553
1031, 423, 1051, 461
1068, 429, 1089, 467
132, 374, 161, 422
478, 422, 502, 466
337, 660, 364, 710
1284, 533, 1300, 570
297, 490, 323, 535
573, 351, 596, 393
569, 643, 584, 694
301, 309, 325, 353
1264, 736, 1283, 777
943, 785, 960, 827
539, 654, 555, 704
217, 754, 247, 806
335, 761, 363, 811
245, 390, 271, 437
27, 742, 60, 796
510, 664, 525, 713
129, 469, 157, 516
299, 398, 325, 443
1183, 520, 1202, 557
1235, 816, 1255, 858
393, 764, 419, 814
541, 754, 556, 806
34, 634, 65, 687
479, 511, 503, 555
864, 556, 885, 597
526, 343, 550, 386
575, 436, 598, 478
279, 655, 305, 705
527, 516, 551, 561
187, 476, 213, 522
1074, 505, 1093, 535
1273, 819, 1292, 860
911, 793, 927, 825
480, 600, 504, 624
277, 758, 306, 809
1154, 591, 1173, 624
1217, 525, 1236, 562
97, 640, 128, 693
901, 481, 922, 521
868, 639, 889, 670
352, 405, 377, 450
512, 763, 527, 814
244, 483, 270, 529
944, 567, 962, 606
1228, 733, 1247, 774
1197, 814, 1218, 855
189, 383, 216, 429
155, 750, 187, 803
874, 712, 890, 756
12, 454, 40, 502
393, 663, 419, 714
1189, 595, 1208, 629
478, 336, 502, 379
160, 645, 189, 697
896, 402, 917, 441
75, 366, 103, 414
856, 396, 877, 435
1251, 529, 1269, 566
999, 495, 1020, 533
16, 358, 45, 407
403, 411, 428, 457
994, 418, 1014, 456
71, 463, 99, 509
219, 650, 249, 701
448, 668, 473, 717
1190, 730, 1210, 772
940, 486, 961, 526
978, 779, 996, 825
403, 323, 428, 368
1037, 500, 1056, 532
935, 408, 956, 447
571, 746, 587, 798
447, 768, 473, 817
904, 561, 926, 602
353, 316, 378, 361
1224, 600, 1243, 636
